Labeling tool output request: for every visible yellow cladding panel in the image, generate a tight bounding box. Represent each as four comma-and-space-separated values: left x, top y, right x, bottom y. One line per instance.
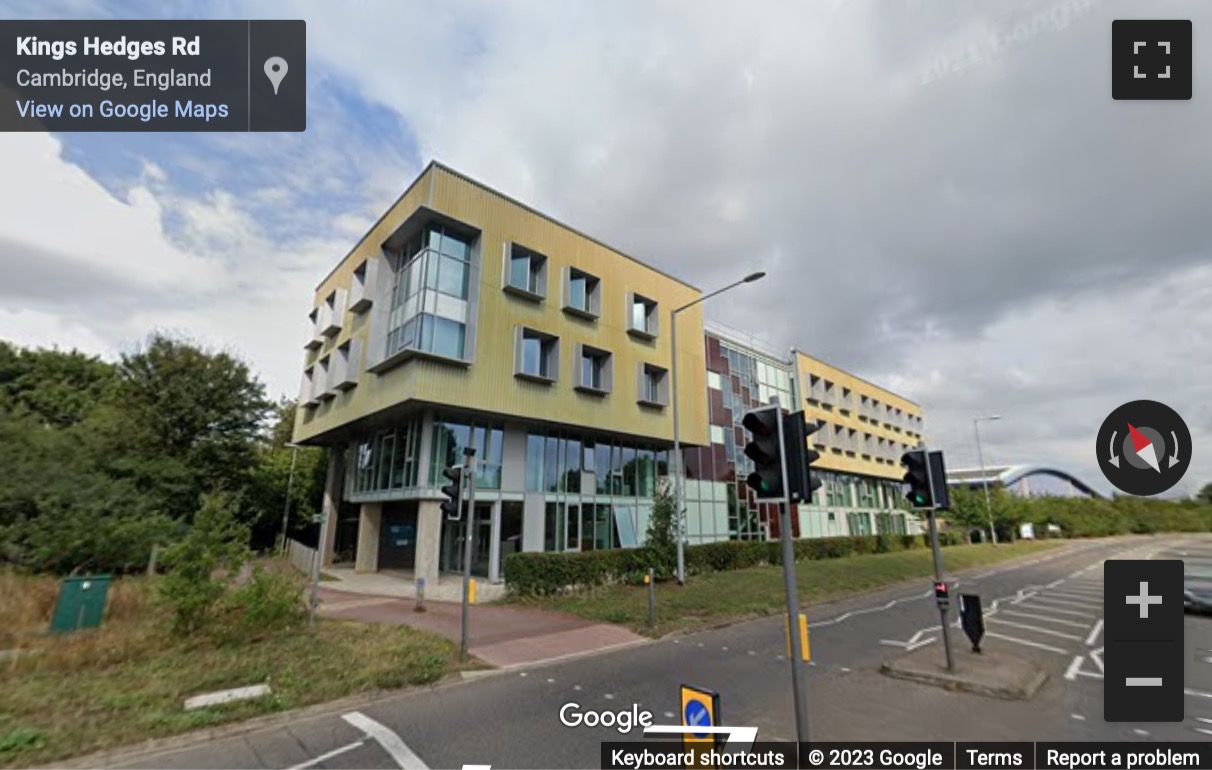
794, 351, 923, 481
294, 164, 708, 447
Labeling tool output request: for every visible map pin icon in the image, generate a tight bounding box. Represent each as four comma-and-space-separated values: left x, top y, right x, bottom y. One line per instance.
264, 57, 288, 95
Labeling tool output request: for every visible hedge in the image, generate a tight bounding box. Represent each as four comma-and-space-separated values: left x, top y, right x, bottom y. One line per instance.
504, 531, 965, 597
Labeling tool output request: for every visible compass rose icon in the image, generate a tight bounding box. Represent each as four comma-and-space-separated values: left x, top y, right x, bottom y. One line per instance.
1098, 400, 1191, 496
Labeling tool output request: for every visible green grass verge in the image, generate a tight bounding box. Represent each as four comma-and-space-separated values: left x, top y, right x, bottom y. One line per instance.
508, 540, 1063, 637
0, 577, 465, 768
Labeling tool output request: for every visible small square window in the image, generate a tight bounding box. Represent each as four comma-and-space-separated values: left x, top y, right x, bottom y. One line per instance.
627, 292, 659, 339
563, 267, 601, 319
515, 327, 559, 383
576, 344, 612, 394
504, 243, 547, 300
637, 362, 669, 407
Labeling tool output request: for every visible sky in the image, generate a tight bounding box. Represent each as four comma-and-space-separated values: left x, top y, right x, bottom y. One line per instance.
1, 0, 1209, 498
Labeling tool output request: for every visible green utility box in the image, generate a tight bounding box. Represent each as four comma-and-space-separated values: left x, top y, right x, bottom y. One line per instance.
49, 575, 113, 634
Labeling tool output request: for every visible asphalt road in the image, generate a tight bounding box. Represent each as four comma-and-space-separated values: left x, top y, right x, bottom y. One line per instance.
107, 535, 1212, 770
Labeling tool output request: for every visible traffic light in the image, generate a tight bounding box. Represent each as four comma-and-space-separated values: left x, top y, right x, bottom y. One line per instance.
901, 448, 934, 509
928, 449, 951, 511
440, 465, 464, 520
743, 406, 785, 499
783, 412, 823, 503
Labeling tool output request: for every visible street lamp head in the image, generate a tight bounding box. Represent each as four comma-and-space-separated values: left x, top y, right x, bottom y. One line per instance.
743, 271, 766, 283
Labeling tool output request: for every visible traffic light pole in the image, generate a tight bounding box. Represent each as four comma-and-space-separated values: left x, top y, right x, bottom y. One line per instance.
922, 447, 955, 673
460, 447, 477, 663
775, 414, 811, 743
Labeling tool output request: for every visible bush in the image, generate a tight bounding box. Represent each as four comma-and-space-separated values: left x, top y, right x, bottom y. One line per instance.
157, 493, 249, 636
215, 564, 306, 644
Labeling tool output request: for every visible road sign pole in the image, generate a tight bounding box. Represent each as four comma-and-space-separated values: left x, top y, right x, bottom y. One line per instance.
922, 445, 955, 673
775, 413, 810, 743
460, 448, 477, 663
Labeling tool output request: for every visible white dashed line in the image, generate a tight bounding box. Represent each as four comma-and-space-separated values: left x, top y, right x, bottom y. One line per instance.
723, 646, 729, 651
1027, 596, 1099, 610
573, 685, 582, 691
665, 711, 675, 718
604, 693, 615, 700
547, 678, 555, 683
1071, 714, 1086, 721
748, 650, 756, 656
1133, 729, 1149, 736
519, 672, 528, 677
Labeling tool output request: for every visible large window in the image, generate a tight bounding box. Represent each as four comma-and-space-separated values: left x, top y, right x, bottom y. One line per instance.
576, 344, 612, 393
638, 363, 669, 406
385, 224, 472, 361
349, 420, 421, 495
429, 417, 504, 490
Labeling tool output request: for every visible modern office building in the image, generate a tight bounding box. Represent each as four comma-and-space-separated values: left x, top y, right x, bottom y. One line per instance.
679, 321, 924, 546
294, 161, 929, 586
293, 161, 709, 587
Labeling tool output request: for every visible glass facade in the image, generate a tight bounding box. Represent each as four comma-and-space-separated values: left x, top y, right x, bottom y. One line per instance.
429, 416, 504, 490
385, 224, 473, 360
683, 331, 910, 544
350, 420, 423, 495
526, 429, 668, 553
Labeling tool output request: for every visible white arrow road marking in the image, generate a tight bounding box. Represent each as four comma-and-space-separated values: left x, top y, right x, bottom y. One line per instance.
343, 712, 430, 770
880, 629, 937, 649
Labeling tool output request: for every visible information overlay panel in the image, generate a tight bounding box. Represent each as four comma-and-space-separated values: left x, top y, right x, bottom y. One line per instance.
0, 20, 305, 132
601, 742, 1212, 770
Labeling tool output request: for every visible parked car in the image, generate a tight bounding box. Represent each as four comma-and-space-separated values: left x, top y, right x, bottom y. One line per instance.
1183, 563, 1212, 614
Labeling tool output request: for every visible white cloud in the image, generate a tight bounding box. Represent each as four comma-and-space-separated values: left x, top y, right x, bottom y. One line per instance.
0, 131, 224, 292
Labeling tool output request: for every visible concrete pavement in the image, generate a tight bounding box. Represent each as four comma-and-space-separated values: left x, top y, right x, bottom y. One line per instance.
64, 535, 1212, 769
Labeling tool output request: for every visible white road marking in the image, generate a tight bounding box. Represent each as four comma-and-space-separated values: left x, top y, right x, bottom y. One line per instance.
1046, 589, 1104, 600
1085, 619, 1104, 646
983, 631, 1069, 654
546, 678, 555, 683
1071, 713, 1085, 720
1133, 729, 1149, 736
288, 740, 365, 770
722, 646, 729, 651
573, 685, 582, 691
697, 643, 705, 647
1001, 610, 1090, 628
1015, 603, 1095, 618
1186, 688, 1212, 699
987, 618, 1082, 640
604, 693, 615, 700
519, 672, 528, 677
748, 650, 756, 656
343, 712, 430, 770
1025, 596, 1099, 610
1196, 717, 1212, 724
1194, 728, 1212, 736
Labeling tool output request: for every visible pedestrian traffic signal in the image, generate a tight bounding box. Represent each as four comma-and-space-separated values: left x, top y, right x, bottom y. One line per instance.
901, 449, 934, 509
743, 406, 785, 499
440, 465, 464, 520
784, 413, 823, 503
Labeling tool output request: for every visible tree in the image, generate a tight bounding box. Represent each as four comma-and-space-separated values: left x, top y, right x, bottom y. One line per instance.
1197, 483, 1212, 506
158, 492, 250, 635
118, 334, 273, 518
244, 399, 327, 550
0, 341, 118, 428
642, 479, 679, 579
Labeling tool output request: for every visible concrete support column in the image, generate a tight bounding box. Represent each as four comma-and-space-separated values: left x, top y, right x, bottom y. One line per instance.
355, 502, 382, 573
414, 500, 441, 586
320, 448, 345, 568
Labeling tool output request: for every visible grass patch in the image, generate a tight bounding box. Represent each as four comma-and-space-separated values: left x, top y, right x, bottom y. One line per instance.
509, 540, 1062, 637
0, 568, 463, 768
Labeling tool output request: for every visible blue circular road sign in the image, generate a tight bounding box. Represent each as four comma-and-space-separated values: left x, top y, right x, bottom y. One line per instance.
684, 698, 711, 739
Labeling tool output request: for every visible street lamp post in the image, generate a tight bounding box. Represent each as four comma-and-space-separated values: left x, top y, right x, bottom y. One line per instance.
672, 271, 766, 585
973, 415, 1002, 545
279, 443, 300, 555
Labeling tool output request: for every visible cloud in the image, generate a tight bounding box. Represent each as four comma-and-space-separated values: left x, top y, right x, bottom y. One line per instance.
2, 0, 1209, 500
